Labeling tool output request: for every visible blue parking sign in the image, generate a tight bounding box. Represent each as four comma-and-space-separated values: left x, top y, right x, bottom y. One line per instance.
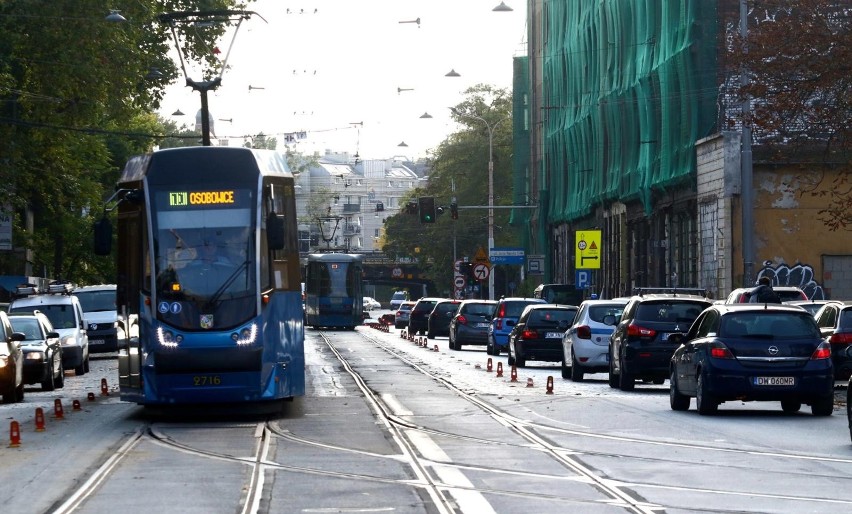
576, 269, 591, 289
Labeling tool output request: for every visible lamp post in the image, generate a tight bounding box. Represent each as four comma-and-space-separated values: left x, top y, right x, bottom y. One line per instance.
450, 108, 507, 300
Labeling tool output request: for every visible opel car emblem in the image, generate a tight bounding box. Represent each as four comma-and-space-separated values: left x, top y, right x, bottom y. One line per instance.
768, 345, 779, 355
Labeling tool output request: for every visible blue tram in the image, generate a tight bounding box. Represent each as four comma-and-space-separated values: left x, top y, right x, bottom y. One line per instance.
94, 147, 304, 405
304, 253, 364, 329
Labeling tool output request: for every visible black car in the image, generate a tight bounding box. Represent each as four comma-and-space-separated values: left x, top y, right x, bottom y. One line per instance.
669, 304, 834, 416
407, 297, 443, 336
813, 300, 852, 380
507, 304, 578, 368
8, 312, 64, 391
449, 300, 497, 350
427, 300, 461, 339
609, 288, 712, 391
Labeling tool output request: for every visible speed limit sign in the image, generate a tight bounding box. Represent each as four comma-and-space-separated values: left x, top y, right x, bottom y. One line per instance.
473, 263, 490, 280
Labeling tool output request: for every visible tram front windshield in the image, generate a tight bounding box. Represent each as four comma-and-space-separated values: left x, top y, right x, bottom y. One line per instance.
152, 188, 256, 330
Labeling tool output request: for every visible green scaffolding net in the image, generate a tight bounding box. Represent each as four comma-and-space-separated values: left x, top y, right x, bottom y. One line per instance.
541, 0, 719, 223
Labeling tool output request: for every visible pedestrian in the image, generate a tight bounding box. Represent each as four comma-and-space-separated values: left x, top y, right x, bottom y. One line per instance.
751, 276, 781, 303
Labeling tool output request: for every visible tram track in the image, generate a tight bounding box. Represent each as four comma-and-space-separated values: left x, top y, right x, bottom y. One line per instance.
340, 328, 852, 513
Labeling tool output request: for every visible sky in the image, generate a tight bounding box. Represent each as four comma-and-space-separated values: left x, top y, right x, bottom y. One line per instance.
158, 0, 527, 160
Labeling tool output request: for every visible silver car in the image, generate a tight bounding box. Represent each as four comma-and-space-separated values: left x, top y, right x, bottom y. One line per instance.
561, 299, 628, 381
394, 301, 415, 329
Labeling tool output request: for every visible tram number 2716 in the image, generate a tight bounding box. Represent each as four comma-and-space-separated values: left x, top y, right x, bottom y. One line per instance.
193, 375, 223, 386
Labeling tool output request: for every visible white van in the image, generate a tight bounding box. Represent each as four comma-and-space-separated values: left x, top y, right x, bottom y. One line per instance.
8, 282, 89, 375
74, 284, 125, 353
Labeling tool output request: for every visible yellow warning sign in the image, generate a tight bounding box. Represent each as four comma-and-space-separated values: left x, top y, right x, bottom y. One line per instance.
575, 230, 601, 269
474, 246, 490, 265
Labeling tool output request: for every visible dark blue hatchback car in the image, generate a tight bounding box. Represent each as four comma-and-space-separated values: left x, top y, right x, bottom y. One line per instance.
669, 304, 834, 416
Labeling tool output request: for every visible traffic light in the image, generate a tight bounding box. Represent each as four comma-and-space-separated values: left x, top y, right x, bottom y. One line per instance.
459, 262, 473, 282
450, 201, 458, 220
418, 196, 436, 223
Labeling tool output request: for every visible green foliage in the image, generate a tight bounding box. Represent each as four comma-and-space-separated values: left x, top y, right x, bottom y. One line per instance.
381, 84, 519, 290
0, 0, 247, 283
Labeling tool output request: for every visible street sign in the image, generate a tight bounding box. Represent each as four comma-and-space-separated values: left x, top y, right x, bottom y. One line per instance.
490, 247, 524, 264
454, 276, 465, 289
527, 254, 544, 274
472, 263, 490, 280
474, 246, 490, 264
576, 269, 591, 289
575, 230, 601, 269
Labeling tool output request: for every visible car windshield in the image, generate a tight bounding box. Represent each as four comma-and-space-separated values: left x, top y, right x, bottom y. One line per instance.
588, 304, 626, 323
74, 290, 116, 312
9, 318, 42, 341
635, 301, 707, 323
722, 312, 819, 338
463, 303, 494, 316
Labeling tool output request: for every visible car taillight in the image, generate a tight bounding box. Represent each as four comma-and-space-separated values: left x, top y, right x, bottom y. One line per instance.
456, 315, 468, 325
521, 329, 538, 340
626, 323, 656, 338
396, 310, 402, 316
811, 341, 831, 360
498, 305, 506, 317
710, 343, 734, 359
829, 333, 852, 344
576, 325, 592, 339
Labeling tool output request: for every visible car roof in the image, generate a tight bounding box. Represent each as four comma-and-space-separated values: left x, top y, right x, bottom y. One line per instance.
73, 284, 116, 292
579, 298, 630, 306
712, 303, 814, 315
459, 299, 497, 305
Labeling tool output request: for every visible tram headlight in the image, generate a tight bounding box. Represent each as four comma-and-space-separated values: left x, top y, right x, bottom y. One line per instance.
232, 323, 257, 346
156, 327, 180, 348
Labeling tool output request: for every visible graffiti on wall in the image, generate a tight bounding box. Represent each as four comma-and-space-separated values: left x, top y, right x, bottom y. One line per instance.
756, 264, 825, 300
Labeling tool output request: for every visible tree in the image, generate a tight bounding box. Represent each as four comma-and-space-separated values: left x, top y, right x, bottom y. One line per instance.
0, 0, 247, 283
381, 84, 518, 292
729, 0, 851, 230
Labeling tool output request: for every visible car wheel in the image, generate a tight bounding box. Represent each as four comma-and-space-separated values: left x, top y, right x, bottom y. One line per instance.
84, 355, 90, 374
618, 357, 635, 391
781, 399, 801, 413
41, 364, 56, 391
561, 357, 571, 379
513, 343, 526, 368
486, 340, 494, 355
427, 328, 435, 339
1, 386, 13, 403
669, 369, 690, 411
55, 361, 65, 389
14, 382, 24, 402
696, 372, 717, 415
570, 352, 584, 382
811, 396, 834, 417
608, 353, 619, 389
75, 360, 85, 376
507, 346, 515, 366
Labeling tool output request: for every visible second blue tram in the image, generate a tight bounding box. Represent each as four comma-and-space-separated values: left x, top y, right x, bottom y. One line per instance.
95, 147, 305, 405
304, 253, 364, 329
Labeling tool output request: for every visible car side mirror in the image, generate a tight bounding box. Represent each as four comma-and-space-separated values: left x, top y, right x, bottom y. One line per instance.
46, 331, 60, 339
10, 332, 25, 342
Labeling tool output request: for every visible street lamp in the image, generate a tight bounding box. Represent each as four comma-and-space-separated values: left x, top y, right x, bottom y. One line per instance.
450, 107, 508, 300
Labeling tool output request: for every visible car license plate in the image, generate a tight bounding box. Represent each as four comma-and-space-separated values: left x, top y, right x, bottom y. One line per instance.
193, 375, 223, 386
475, 322, 489, 328
754, 376, 795, 386
545, 332, 563, 338
89, 339, 105, 345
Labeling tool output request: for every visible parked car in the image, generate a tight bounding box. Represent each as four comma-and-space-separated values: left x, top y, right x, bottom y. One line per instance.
74, 284, 124, 353
609, 288, 712, 391
507, 304, 578, 367
669, 304, 834, 416
362, 296, 381, 311
449, 300, 497, 350
8, 282, 89, 375
724, 286, 807, 304
394, 301, 415, 329
8, 312, 64, 391
0, 311, 26, 403
389, 291, 410, 310
561, 298, 629, 381
407, 297, 443, 336
427, 300, 461, 339
786, 299, 841, 317
813, 301, 852, 380
487, 297, 547, 355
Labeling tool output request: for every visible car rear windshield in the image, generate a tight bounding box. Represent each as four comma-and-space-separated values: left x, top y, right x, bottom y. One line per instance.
501, 301, 540, 317
635, 301, 707, 323
528, 309, 576, 325
839, 310, 852, 330
722, 312, 819, 338
462, 303, 494, 316
776, 290, 806, 302
414, 301, 438, 312
588, 304, 626, 323
434, 303, 460, 313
